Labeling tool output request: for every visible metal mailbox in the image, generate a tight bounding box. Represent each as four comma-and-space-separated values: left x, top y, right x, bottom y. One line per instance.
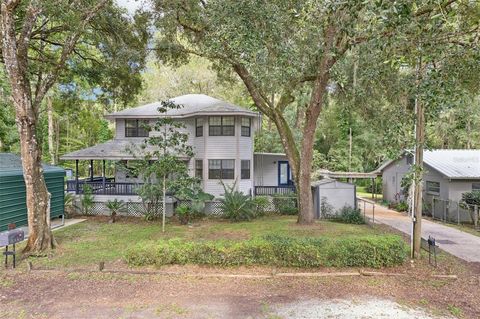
0, 228, 25, 246
1, 228, 24, 268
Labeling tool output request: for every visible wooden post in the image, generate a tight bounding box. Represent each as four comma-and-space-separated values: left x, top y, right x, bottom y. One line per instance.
457, 203, 460, 225
432, 197, 435, 220
75, 160, 79, 195
372, 178, 375, 200
90, 160, 94, 181
102, 160, 106, 195
475, 205, 478, 229
412, 58, 425, 259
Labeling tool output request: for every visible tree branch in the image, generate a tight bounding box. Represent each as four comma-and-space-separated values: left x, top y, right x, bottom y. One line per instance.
32, 0, 109, 110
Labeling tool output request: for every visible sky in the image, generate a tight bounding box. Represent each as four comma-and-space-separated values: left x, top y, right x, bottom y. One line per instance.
116, 0, 149, 14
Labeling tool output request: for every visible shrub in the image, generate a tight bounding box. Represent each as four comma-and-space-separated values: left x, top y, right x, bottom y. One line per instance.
175, 204, 192, 225
461, 191, 480, 206
220, 180, 256, 221
252, 196, 270, 216
393, 201, 408, 212
125, 234, 407, 268
272, 194, 298, 215
460, 191, 480, 224
337, 206, 365, 224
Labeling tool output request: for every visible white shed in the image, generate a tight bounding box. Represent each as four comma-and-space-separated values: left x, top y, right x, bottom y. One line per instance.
312, 179, 357, 218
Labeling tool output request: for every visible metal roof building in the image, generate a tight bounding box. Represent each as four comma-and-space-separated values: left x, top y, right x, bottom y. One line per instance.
0, 153, 65, 231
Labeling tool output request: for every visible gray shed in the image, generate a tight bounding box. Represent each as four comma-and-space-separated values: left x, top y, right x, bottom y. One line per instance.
312, 179, 357, 219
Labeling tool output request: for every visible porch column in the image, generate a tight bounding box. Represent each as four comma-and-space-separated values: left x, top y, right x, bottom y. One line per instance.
102, 160, 106, 195
75, 160, 79, 194
90, 160, 94, 181
371, 178, 375, 200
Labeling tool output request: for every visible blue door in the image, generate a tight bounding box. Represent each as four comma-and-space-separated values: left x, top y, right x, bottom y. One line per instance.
278, 161, 293, 186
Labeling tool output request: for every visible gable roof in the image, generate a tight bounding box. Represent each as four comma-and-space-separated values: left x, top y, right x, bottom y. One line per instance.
0, 153, 64, 177
379, 149, 480, 180
105, 94, 258, 119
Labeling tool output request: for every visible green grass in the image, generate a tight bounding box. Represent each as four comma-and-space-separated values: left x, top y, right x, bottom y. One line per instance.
356, 186, 383, 201
19, 216, 393, 269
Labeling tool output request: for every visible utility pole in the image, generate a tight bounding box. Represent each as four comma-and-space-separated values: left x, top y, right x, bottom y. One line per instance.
412, 58, 424, 258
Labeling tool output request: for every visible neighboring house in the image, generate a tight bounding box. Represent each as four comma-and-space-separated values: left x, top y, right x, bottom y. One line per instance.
61, 94, 292, 201
379, 149, 480, 204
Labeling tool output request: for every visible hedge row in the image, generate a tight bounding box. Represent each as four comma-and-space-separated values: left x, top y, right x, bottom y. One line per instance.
124, 235, 408, 268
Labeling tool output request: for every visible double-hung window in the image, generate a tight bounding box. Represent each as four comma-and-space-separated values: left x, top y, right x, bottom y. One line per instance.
195, 118, 203, 137
241, 160, 250, 179
208, 159, 235, 179
125, 119, 149, 137
426, 181, 440, 195
472, 183, 480, 191
209, 116, 235, 136
195, 160, 203, 179
241, 118, 251, 137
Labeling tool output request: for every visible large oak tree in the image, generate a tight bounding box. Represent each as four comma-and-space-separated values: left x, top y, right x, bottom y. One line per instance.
150, 0, 460, 223
0, 0, 148, 253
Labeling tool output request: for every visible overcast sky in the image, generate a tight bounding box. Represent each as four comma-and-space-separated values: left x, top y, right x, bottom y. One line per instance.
116, 0, 149, 14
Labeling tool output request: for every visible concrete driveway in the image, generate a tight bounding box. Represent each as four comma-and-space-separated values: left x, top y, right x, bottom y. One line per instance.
360, 199, 480, 263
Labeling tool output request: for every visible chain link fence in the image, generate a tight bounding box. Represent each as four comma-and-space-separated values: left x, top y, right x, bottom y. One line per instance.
427, 197, 479, 227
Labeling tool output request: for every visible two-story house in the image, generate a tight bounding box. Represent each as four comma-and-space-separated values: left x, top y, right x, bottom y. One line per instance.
61, 94, 294, 203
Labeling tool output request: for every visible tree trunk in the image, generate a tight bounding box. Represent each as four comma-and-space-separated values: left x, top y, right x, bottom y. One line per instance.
18, 107, 56, 253
47, 95, 57, 165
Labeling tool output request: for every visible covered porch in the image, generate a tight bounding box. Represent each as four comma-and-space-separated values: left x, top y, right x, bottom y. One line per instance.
61, 139, 147, 196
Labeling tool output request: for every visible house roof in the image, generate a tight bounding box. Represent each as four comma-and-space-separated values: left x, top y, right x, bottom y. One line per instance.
105, 94, 259, 119
60, 139, 191, 161
311, 178, 354, 187
379, 149, 480, 180
0, 153, 64, 177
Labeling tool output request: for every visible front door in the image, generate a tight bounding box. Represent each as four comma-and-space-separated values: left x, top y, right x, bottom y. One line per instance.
278, 161, 293, 186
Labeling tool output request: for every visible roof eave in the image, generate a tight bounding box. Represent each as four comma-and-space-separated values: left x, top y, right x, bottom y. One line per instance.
105, 110, 259, 120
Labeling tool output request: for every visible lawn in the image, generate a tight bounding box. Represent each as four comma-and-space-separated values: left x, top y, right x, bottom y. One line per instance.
19, 215, 393, 269
356, 186, 383, 201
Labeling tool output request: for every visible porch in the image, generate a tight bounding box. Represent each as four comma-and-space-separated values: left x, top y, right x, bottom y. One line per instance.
254, 185, 296, 196
66, 177, 141, 196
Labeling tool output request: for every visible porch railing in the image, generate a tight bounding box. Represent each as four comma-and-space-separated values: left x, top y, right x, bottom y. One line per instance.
254, 186, 296, 196
66, 178, 141, 196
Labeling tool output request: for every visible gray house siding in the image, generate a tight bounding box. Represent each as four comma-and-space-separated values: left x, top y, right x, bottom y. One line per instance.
381, 155, 472, 204
114, 115, 255, 198
448, 180, 479, 202
382, 157, 410, 202
254, 153, 289, 186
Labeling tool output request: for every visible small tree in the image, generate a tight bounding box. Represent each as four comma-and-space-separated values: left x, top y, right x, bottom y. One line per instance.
80, 185, 94, 216
129, 101, 199, 232
105, 199, 125, 223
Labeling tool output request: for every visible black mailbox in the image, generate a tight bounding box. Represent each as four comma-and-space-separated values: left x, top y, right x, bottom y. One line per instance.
0, 229, 25, 246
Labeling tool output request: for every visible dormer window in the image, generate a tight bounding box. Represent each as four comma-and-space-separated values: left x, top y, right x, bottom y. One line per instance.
241, 118, 251, 137
209, 116, 234, 136
125, 119, 149, 137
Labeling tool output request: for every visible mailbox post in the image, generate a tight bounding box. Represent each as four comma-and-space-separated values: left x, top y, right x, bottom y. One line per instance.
1, 228, 25, 268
